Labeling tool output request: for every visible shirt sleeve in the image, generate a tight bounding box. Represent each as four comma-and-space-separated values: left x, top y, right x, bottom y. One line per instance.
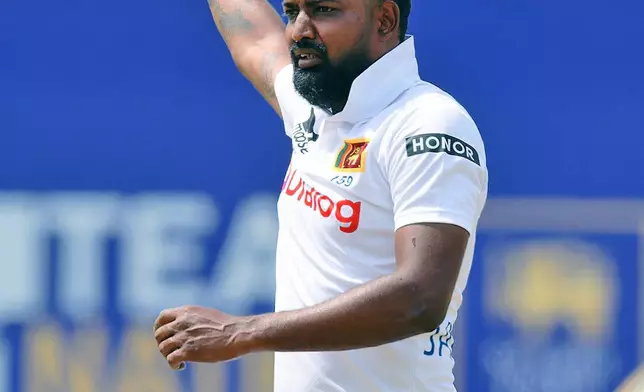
274, 64, 310, 139
384, 97, 488, 235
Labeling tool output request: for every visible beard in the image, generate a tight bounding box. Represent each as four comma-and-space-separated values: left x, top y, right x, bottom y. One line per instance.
290, 38, 373, 113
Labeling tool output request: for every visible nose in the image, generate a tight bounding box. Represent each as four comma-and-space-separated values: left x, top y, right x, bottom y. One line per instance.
290, 11, 315, 42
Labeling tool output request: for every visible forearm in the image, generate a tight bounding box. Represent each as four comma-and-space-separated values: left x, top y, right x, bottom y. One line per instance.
208, 0, 289, 114
243, 272, 444, 353
208, 0, 284, 47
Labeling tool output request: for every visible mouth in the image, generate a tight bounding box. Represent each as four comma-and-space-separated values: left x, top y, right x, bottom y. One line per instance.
293, 48, 324, 69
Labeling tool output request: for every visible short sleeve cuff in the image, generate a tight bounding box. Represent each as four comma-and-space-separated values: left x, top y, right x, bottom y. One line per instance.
273, 64, 298, 138
274, 64, 292, 93
394, 208, 476, 235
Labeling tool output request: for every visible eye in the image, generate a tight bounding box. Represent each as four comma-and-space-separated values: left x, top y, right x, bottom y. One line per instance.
282, 8, 299, 21
314, 6, 335, 14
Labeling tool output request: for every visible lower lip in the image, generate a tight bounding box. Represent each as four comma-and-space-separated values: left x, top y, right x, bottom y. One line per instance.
298, 57, 323, 69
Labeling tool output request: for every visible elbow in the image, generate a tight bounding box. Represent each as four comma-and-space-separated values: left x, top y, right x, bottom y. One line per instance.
412, 311, 448, 334
407, 296, 451, 334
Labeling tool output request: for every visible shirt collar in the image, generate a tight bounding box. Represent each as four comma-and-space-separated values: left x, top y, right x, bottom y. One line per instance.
328, 35, 421, 124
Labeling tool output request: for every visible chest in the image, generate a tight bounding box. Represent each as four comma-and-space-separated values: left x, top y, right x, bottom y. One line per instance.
279, 112, 392, 234
290, 110, 387, 192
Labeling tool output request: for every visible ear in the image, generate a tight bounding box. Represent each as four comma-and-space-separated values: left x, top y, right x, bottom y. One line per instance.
378, 0, 400, 41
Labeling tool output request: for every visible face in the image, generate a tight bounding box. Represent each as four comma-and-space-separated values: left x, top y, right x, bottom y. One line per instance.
282, 0, 391, 113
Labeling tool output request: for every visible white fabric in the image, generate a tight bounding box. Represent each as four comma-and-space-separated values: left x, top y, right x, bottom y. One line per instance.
272, 36, 488, 392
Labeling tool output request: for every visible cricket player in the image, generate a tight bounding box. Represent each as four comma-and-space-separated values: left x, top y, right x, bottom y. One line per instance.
154, 1, 488, 391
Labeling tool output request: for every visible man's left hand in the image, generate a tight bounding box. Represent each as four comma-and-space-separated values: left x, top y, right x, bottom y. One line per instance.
153, 305, 250, 370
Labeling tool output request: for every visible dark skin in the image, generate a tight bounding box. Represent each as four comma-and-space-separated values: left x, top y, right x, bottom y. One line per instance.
155, 224, 468, 369
207, 0, 400, 116
154, 0, 470, 370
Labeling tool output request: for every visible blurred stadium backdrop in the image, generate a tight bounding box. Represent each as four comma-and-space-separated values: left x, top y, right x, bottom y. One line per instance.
1, 0, 643, 391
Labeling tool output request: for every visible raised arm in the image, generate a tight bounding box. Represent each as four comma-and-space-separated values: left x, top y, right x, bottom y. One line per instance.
209, 0, 291, 116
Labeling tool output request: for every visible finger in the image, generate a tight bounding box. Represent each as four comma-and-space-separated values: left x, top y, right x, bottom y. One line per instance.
167, 349, 187, 370
154, 309, 177, 331
159, 337, 182, 358
155, 321, 180, 344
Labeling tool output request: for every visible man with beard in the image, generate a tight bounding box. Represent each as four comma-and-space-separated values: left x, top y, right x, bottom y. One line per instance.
153, 1, 488, 391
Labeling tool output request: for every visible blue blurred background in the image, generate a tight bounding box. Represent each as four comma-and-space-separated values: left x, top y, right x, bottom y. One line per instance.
1, 0, 643, 391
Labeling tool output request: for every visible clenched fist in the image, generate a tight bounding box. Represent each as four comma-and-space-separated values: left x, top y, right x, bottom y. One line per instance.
153, 305, 254, 370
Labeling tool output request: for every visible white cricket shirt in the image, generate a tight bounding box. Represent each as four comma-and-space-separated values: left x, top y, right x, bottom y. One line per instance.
272, 36, 488, 392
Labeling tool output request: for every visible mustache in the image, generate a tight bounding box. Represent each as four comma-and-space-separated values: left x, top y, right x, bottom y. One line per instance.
290, 39, 328, 57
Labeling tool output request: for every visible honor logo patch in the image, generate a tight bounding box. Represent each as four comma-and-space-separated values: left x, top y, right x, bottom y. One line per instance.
406, 133, 480, 166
